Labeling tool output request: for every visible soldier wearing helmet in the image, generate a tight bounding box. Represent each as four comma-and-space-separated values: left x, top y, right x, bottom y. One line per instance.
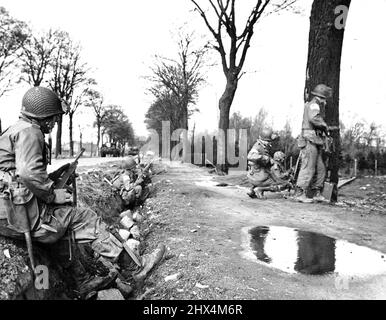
273, 151, 285, 163
270, 151, 293, 190
112, 156, 148, 208
246, 127, 282, 198
0, 87, 163, 298
294, 84, 333, 203
122, 156, 137, 170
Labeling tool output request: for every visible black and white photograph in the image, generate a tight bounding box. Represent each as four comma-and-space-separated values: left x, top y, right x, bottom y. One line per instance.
0, 0, 385, 305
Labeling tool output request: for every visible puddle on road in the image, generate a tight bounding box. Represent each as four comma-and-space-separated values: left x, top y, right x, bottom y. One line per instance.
195, 180, 248, 192
241, 226, 386, 277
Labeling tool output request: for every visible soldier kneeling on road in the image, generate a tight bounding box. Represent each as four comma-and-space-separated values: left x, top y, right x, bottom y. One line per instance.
269, 151, 294, 194
0, 87, 164, 299
247, 128, 282, 199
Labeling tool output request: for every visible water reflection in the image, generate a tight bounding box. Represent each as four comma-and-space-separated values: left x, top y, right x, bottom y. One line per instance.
248, 226, 386, 277
295, 231, 336, 275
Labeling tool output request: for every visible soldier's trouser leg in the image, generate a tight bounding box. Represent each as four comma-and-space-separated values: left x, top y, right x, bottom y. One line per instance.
0, 206, 123, 260
247, 171, 276, 188
296, 142, 319, 190
311, 149, 326, 190
122, 189, 136, 206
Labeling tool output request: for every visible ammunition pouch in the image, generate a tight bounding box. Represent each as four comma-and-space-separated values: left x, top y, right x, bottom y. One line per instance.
0, 178, 39, 233
0, 192, 11, 220
300, 129, 325, 147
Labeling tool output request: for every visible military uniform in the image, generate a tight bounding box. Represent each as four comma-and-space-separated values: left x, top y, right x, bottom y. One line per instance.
112, 168, 143, 207
296, 97, 328, 194
270, 158, 292, 191
247, 139, 275, 187
247, 136, 286, 198
0, 87, 166, 298
0, 116, 123, 260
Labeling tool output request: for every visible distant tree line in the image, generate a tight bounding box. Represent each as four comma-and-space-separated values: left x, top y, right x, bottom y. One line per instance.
228, 109, 386, 175
0, 6, 134, 157
144, 31, 208, 158
340, 121, 386, 175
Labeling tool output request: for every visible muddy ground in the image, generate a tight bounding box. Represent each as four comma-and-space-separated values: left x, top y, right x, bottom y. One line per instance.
1, 159, 386, 299
129, 161, 386, 300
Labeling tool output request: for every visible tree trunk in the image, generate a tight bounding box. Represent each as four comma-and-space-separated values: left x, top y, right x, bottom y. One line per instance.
55, 114, 63, 158
217, 73, 238, 174
97, 119, 101, 157
180, 99, 189, 162
305, 0, 351, 201
69, 113, 74, 157
180, 97, 189, 131
79, 130, 82, 150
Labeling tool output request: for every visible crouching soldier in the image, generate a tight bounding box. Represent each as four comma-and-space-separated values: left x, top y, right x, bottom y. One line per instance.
246, 128, 278, 199
269, 151, 293, 193
112, 157, 151, 208
0, 87, 164, 299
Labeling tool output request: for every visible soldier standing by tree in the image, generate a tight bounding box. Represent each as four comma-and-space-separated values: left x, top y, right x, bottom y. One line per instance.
294, 84, 332, 203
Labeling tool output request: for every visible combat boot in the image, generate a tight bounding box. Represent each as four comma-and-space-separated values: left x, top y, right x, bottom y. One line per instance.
57, 251, 118, 300
254, 187, 266, 199
132, 244, 166, 284
66, 242, 119, 299
118, 244, 166, 284
293, 188, 313, 203
247, 188, 257, 198
313, 189, 328, 202
78, 269, 118, 299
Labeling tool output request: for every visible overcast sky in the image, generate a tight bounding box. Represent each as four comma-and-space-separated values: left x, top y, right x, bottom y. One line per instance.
0, 0, 385, 143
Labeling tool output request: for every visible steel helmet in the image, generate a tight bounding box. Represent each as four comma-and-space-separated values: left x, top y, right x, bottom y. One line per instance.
273, 151, 285, 162
311, 84, 333, 99
21, 87, 65, 119
259, 127, 273, 142
122, 157, 137, 170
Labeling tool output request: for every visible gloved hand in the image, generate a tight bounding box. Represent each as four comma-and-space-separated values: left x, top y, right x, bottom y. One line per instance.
53, 189, 72, 204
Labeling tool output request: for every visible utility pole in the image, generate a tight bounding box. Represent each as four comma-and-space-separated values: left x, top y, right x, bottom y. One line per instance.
79, 125, 83, 151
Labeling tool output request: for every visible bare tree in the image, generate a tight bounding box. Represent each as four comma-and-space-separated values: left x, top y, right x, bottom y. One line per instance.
190, 0, 297, 173
101, 105, 135, 148
21, 29, 57, 86
49, 31, 89, 157
250, 107, 268, 142
149, 32, 207, 131
363, 122, 379, 150
145, 94, 181, 135
0, 7, 28, 98
84, 89, 104, 156
304, 0, 351, 200
68, 78, 97, 156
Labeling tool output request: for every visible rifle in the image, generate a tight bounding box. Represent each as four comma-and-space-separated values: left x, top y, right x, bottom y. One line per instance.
109, 227, 142, 267
41, 148, 85, 224
131, 158, 154, 188
53, 148, 85, 204
54, 148, 85, 188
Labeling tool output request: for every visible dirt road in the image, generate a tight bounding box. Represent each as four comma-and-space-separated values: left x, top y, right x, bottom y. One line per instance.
48, 156, 119, 171
139, 161, 386, 300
